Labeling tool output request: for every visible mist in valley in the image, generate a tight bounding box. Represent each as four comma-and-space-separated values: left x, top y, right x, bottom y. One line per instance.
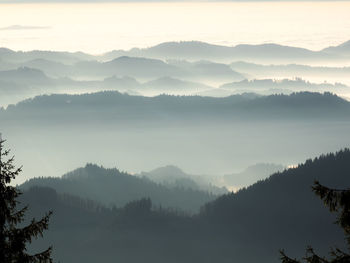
1, 2, 350, 263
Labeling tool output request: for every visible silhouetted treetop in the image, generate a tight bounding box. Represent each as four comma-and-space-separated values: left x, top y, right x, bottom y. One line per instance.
0, 138, 53, 263
280, 180, 350, 263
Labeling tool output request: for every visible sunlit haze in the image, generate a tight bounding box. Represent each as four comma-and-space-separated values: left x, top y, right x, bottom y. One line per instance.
0, 2, 350, 53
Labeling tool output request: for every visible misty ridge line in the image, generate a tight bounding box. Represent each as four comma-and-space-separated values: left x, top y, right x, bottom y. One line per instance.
3, 91, 349, 111
2, 66, 348, 99
2, 59, 350, 80
1, 38, 349, 59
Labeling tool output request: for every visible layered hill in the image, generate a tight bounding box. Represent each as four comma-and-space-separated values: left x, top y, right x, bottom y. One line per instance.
2, 91, 349, 122
139, 165, 227, 195
21, 164, 218, 213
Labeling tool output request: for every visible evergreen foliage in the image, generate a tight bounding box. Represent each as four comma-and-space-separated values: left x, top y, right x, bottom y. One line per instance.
280, 181, 350, 263
0, 138, 53, 263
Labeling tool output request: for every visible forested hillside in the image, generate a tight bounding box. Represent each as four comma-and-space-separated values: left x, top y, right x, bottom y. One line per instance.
21, 149, 350, 263
21, 164, 218, 213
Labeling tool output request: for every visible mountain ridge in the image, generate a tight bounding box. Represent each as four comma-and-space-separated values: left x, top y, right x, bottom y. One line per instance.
1, 39, 350, 64
20, 163, 219, 213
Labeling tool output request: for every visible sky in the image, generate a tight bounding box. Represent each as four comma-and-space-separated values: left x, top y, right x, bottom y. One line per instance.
0, 2, 350, 53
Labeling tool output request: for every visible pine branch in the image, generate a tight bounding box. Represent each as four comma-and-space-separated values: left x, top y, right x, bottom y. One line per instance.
15, 211, 53, 244
312, 181, 339, 212
313, 181, 350, 236
280, 250, 301, 263
304, 246, 329, 263
8, 206, 28, 225
25, 246, 53, 263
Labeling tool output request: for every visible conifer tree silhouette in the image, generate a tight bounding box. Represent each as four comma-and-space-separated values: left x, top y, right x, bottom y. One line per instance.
0, 136, 53, 263
280, 181, 350, 263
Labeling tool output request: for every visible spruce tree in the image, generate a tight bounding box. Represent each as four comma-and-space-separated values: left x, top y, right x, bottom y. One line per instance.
0, 136, 53, 263
280, 181, 350, 263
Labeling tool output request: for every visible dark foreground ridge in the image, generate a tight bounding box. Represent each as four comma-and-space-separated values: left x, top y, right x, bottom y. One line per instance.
21, 149, 350, 263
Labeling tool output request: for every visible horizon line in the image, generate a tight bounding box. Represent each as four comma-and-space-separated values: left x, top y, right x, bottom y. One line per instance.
1, 38, 348, 56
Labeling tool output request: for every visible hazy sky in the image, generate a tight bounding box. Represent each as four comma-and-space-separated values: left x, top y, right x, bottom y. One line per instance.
0, 2, 349, 53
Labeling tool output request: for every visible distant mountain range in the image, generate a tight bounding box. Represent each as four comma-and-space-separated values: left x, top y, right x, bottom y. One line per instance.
101, 40, 350, 63
1, 40, 350, 66
20, 149, 350, 263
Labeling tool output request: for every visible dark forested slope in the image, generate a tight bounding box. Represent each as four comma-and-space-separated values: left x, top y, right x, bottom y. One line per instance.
20, 149, 350, 263
200, 149, 350, 261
